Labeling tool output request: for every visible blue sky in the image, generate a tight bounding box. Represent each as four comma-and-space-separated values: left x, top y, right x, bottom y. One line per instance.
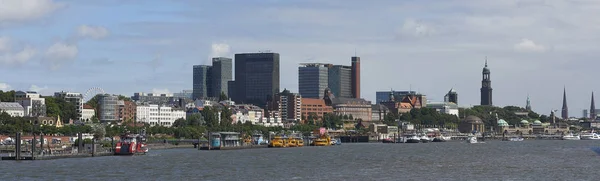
1, 0, 599, 117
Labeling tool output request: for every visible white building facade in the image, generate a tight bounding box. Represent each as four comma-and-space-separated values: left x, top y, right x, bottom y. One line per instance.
426, 102, 459, 117
0, 102, 25, 117
136, 104, 186, 127
81, 108, 95, 122
15, 91, 46, 117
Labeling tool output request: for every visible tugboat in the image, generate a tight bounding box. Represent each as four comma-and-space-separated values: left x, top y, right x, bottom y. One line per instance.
114, 131, 148, 155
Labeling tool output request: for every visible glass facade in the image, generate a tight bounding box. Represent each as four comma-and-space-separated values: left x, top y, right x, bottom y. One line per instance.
192, 65, 212, 99
328, 65, 352, 98
211, 57, 232, 97
298, 64, 329, 98
234, 53, 280, 106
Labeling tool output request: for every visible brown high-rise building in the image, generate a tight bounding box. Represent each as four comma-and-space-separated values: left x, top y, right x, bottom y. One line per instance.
351, 56, 361, 99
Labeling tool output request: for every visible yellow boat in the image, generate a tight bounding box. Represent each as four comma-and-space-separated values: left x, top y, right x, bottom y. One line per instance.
269, 136, 287, 148
313, 135, 331, 146
296, 138, 304, 147
287, 137, 297, 147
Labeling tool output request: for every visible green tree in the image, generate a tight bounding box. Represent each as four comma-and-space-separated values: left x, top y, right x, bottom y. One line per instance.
0, 90, 16, 102
219, 92, 228, 101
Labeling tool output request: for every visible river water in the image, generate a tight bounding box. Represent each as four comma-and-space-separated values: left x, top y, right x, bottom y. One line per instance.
2, 140, 600, 181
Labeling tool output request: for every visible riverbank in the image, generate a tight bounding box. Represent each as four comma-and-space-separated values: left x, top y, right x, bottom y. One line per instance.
146, 143, 195, 150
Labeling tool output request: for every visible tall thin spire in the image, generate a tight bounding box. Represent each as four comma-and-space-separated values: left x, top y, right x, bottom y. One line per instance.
562, 87, 568, 119
591, 92, 596, 120
485, 56, 488, 67
526, 94, 531, 111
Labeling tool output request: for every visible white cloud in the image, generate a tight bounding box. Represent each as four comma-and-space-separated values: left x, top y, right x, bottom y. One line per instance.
0, 36, 10, 52
210, 43, 230, 58
29, 84, 48, 92
514, 39, 546, 52
397, 18, 436, 38
0, 83, 11, 91
0, 0, 63, 23
151, 88, 170, 95
43, 42, 78, 70
77, 25, 109, 39
0, 36, 36, 66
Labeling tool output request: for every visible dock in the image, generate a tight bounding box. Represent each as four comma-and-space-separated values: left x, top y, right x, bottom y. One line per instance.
1, 152, 114, 161
199, 144, 268, 150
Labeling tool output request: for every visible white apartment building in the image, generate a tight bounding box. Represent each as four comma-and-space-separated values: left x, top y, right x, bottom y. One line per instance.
136, 104, 186, 127
0, 102, 25, 117
81, 107, 95, 122
54, 91, 83, 120
232, 104, 263, 125
15, 91, 46, 117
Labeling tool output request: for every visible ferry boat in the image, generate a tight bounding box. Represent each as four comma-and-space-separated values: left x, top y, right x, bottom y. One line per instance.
295, 138, 304, 147
287, 137, 298, 147
268, 136, 287, 147
114, 132, 148, 155
509, 137, 524, 141
313, 135, 330, 146
580, 132, 600, 140
562, 133, 581, 140
420, 135, 431, 143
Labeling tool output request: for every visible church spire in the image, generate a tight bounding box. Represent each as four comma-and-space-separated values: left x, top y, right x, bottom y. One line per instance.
485, 56, 488, 67
591, 92, 596, 120
562, 87, 568, 119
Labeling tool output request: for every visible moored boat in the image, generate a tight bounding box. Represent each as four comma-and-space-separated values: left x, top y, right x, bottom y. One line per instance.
405, 135, 421, 143
466, 135, 477, 144
562, 133, 581, 140
114, 132, 148, 155
420, 135, 431, 143
268, 136, 287, 147
580, 132, 600, 140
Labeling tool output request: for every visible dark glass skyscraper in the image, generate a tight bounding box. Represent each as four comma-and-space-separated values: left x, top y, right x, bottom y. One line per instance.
192, 65, 212, 99
211, 57, 232, 97
328, 65, 352, 98
234, 52, 280, 106
298, 63, 330, 98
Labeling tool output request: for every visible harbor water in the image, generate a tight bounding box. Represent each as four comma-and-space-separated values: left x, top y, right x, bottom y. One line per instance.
2, 140, 600, 180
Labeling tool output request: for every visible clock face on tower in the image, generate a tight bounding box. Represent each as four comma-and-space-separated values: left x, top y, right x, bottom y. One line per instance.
482, 82, 489, 87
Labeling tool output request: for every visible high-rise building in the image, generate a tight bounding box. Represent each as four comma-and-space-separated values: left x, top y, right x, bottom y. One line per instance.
234, 52, 280, 106
328, 65, 352, 98
298, 63, 330, 98
98, 94, 118, 123
192, 65, 212, 99
211, 57, 233, 97
480, 59, 493, 106
351, 56, 361, 99
54, 91, 83, 120
562, 87, 568, 119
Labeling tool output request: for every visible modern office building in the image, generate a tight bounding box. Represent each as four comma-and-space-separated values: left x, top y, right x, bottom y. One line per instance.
192, 65, 212, 100
328, 65, 352, 98
233, 52, 280, 106
54, 91, 83, 120
132, 92, 174, 105
97, 94, 118, 123
211, 57, 233, 97
298, 63, 330, 98
444, 88, 458, 105
173, 90, 193, 99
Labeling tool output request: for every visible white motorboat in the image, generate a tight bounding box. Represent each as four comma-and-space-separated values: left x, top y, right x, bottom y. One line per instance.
405, 135, 421, 143
467, 136, 477, 144
580, 132, 600, 140
562, 133, 581, 140
509, 137, 524, 141
420, 135, 431, 143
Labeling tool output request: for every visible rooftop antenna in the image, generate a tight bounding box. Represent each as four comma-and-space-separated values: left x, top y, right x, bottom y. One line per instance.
354, 48, 357, 57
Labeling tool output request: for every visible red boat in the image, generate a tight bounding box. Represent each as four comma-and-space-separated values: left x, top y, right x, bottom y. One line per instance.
114, 133, 148, 155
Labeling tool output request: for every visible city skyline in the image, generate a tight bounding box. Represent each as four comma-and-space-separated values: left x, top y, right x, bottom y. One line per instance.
1, 0, 600, 116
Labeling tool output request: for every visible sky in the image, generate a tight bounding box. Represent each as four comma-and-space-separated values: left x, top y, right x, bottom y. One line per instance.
0, 0, 599, 117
